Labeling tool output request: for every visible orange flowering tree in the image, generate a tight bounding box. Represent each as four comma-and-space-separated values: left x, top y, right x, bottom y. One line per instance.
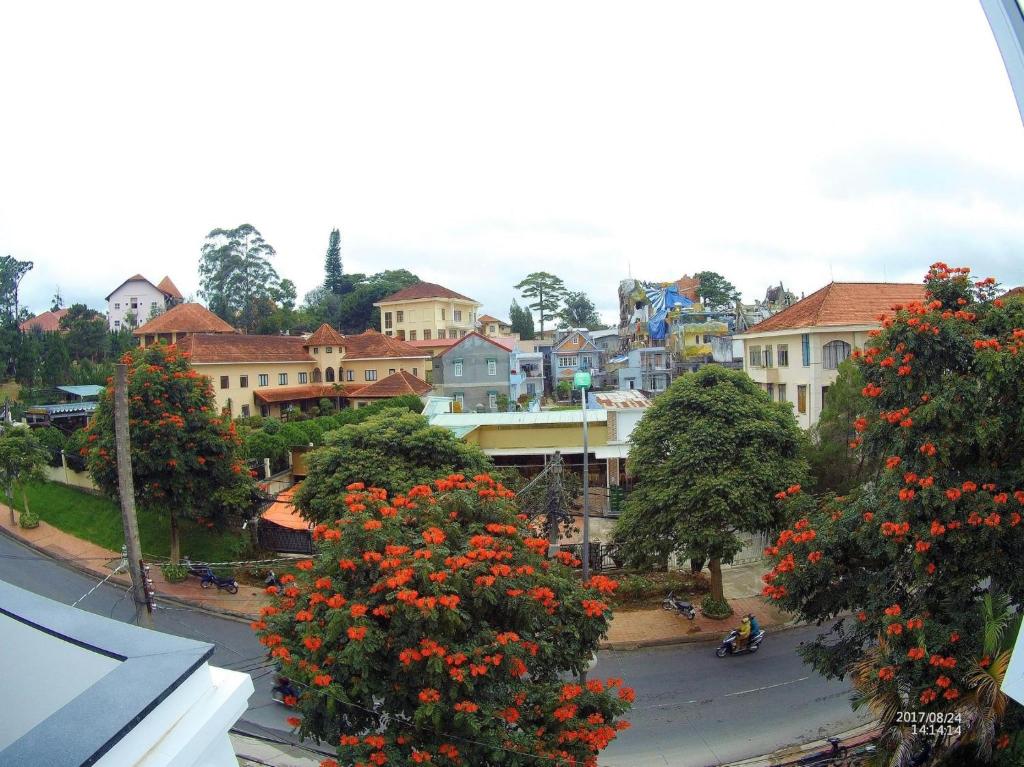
764, 264, 1024, 762
253, 474, 633, 767
85, 343, 256, 562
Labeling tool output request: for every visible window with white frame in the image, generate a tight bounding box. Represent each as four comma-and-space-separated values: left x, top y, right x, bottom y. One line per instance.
365, 369, 378, 381
278, 373, 288, 385
258, 374, 269, 387
487, 359, 496, 376
558, 356, 578, 368
298, 372, 308, 384
822, 340, 852, 370
748, 345, 762, 368
580, 355, 592, 369
488, 391, 497, 410
454, 360, 463, 377
763, 345, 773, 368
777, 344, 789, 367
453, 309, 462, 322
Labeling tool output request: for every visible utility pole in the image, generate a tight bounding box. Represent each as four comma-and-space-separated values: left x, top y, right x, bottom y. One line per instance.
581, 385, 591, 583
546, 451, 562, 558
114, 363, 153, 629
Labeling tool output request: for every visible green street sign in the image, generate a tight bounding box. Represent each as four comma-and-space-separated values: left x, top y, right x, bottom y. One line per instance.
573, 371, 591, 389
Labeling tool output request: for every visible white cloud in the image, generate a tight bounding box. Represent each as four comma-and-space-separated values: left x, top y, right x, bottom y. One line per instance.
2, 1, 1023, 327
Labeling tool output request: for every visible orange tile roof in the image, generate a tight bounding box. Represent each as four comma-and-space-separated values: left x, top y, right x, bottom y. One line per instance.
177, 334, 312, 363
156, 276, 183, 300
19, 308, 68, 333
1002, 286, 1024, 300
478, 314, 508, 325
253, 384, 359, 403
342, 329, 430, 359
375, 281, 478, 305
351, 370, 432, 399
260, 484, 310, 530
742, 282, 927, 334
134, 303, 236, 335
305, 323, 346, 347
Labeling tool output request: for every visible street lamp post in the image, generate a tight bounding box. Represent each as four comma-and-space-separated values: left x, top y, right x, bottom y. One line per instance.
574, 370, 592, 582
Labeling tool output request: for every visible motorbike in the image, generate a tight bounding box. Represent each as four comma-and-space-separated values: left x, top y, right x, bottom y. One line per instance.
271, 672, 298, 706
183, 556, 239, 594
715, 628, 765, 657
265, 570, 281, 590
661, 591, 696, 619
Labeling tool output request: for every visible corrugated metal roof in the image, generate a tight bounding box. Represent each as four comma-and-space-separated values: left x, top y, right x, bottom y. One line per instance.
430, 409, 606, 428
26, 402, 99, 415
57, 385, 105, 398
590, 390, 651, 409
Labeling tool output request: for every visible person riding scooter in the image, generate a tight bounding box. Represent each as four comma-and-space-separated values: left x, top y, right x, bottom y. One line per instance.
736, 615, 751, 652
749, 613, 761, 638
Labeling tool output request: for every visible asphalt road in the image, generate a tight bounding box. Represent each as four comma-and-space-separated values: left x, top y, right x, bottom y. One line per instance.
0, 532, 869, 766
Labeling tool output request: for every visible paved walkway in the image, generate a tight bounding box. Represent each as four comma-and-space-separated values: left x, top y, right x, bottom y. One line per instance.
0, 503, 794, 647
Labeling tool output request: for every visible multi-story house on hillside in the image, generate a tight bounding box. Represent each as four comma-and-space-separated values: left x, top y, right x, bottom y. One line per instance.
136, 311, 430, 418
735, 282, 926, 428
551, 330, 601, 391
431, 332, 513, 412
615, 347, 672, 393
106, 274, 183, 331
374, 282, 481, 342
478, 314, 513, 337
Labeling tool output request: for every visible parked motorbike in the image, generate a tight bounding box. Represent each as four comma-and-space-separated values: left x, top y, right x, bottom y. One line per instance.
265, 570, 281, 590
661, 591, 696, 619
183, 556, 239, 594
715, 628, 765, 657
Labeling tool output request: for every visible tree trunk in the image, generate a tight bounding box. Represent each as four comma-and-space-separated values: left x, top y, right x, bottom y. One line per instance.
709, 557, 725, 602
7, 484, 14, 526
169, 513, 180, 565
20, 484, 30, 517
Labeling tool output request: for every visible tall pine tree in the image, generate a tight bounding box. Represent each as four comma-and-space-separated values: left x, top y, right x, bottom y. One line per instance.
324, 228, 345, 295
509, 299, 535, 340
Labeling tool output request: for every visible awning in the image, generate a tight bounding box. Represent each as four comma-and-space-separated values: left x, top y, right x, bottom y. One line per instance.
260, 485, 311, 531
254, 385, 359, 404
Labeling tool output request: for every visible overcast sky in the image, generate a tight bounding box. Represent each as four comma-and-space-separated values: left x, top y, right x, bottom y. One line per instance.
3, 2, 1024, 326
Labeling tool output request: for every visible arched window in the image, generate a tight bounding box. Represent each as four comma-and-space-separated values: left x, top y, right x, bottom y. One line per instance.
325, 367, 336, 383
311, 368, 322, 383
822, 340, 851, 370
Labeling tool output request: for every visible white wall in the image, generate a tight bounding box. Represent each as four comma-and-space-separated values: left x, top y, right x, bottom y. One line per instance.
108, 280, 167, 331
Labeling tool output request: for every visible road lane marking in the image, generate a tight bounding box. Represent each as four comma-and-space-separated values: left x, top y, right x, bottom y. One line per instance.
723, 676, 810, 697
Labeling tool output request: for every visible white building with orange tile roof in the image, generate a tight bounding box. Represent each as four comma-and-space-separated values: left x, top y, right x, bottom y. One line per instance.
734, 282, 926, 429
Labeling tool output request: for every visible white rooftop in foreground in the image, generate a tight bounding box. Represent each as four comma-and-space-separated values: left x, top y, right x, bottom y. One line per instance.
0, 579, 253, 766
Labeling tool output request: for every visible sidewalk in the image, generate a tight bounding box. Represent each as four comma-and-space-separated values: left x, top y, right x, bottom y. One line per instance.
0, 503, 795, 646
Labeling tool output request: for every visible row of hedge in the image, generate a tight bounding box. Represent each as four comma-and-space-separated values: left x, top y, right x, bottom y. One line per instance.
236, 395, 425, 464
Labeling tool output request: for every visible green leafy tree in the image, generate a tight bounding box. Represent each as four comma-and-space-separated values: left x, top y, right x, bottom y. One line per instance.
60, 304, 108, 363
85, 344, 256, 563
50, 287, 63, 312
0, 256, 33, 379
807, 359, 876, 495
555, 380, 572, 401
295, 409, 493, 522
0, 426, 48, 525
323, 228, 348, 295
694, 271, 741, 311
509, 299, 535, 340
302, 269, 420, 334
765, 263, 1024, 764
558, 291, 603, 330
254, 475, 633, 766
515, 272, 566, 335
615, 365, 806, 602
198, 224, 283, 332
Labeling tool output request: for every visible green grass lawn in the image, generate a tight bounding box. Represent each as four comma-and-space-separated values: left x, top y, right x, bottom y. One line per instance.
11, 481, 249, 563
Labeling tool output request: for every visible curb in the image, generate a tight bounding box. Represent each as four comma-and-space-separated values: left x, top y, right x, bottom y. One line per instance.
720, 722, 879, 767
599, 617, 804, 651
3, 517, 794, 641
0, 523, 260, 624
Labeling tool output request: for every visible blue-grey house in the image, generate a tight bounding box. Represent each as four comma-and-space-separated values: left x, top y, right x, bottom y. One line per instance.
432, 332, 513, 411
